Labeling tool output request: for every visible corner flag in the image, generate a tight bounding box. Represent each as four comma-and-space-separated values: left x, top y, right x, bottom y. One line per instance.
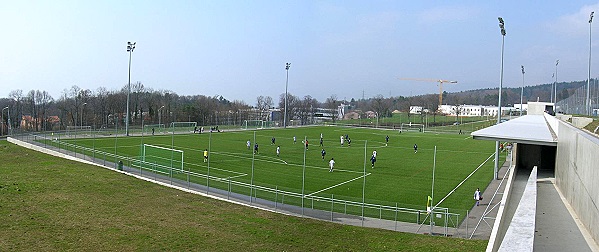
427, 196, 432, 213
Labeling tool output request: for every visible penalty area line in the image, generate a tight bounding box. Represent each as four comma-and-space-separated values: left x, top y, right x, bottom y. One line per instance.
305, 173, 372, 197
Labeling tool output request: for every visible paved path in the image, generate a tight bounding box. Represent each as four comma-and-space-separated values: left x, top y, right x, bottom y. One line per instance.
535, 174, 595, 251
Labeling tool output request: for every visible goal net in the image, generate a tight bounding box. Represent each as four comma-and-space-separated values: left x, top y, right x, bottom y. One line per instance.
400, 123, 425, 133
66, 126, 92, 138
243, 120, 263, 129
143, 124, 165, 135
169, 122, 197, 134
138, 144, 184, 174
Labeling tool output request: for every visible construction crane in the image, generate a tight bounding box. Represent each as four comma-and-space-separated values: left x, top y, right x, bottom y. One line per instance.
399, 78, 458, 108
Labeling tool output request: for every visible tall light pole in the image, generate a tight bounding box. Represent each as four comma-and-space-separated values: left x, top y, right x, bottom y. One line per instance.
1, 106, 8, 136
521, 65, 525, 116
495, 17, 506, 180
555, 60, 559, 103
158, 105, 165, 129
588, 12, 594, 115
284, 62, 291, 128
81, 103, 87, 128
126, 41, 136, 136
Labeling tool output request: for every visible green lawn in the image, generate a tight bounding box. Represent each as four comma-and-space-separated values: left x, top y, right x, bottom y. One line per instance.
0, 142, 487, 251
41, 125, 498, 222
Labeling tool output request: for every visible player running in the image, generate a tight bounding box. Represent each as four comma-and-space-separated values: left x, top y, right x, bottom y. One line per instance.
329, 158, 335, 172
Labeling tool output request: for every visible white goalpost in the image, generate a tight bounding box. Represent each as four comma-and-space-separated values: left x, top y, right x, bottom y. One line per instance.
139, 144, 184, 173
169, 122, 197, 133
66, 125, 92, 138
400, 123, 425, 133
144, 124, 165, 135
242, 120, 275, 129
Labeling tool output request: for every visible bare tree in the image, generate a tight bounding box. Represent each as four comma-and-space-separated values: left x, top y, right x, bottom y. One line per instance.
279, 93, 299, 125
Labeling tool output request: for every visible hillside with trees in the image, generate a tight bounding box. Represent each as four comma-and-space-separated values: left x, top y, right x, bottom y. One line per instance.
0, 79, 591, 134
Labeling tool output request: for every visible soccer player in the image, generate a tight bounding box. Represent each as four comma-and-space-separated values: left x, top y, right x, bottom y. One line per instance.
293, 136, 296, 144
203, 149, 208, 162
340, 135, 344, 146
414, 144, 418, 153
385, 135, 389, 146
347, 138, 351, 147
305, 139, 309, 150
276, 146, 280, 157
254, 143, 259, 154
474, 188, 481, 206
321, 148, 326, 160
152, 127, 155, 136
370, 154, 376, 168
329, 157, 335, 172
372, 149, 377, 158
271, 136, 276, 145
319, 137, 323, 147
246, 140, 251, 150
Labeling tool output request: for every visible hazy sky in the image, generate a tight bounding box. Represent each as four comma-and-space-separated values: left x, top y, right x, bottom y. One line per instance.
1, 1, 599, 105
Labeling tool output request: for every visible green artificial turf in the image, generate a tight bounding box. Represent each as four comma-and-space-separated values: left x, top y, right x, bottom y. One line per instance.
0, 142, 488, 251
42, 125, 498, 221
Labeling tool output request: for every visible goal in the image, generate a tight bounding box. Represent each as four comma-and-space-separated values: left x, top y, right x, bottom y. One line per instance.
242, 120, 276, 129
138, 144, 184, 174
143, 124, 165, 135
169, 122, 197, 134
400, 123, 425, 133
66, 126, 92, 138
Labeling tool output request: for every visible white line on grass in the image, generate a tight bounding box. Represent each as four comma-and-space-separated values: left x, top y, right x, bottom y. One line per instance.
305, 173, 372, 197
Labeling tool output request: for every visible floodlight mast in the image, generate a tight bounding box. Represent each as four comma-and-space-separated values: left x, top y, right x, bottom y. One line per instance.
158, 105, 165, 130
284, 62, 291, 128
521, 66, 524, 116
494, 17, 506, 180
554, 60, 559, 103
126, 41, 136, 136
1, 106, 8, 136
81, 103, 87, 129
588, 12, 594, 115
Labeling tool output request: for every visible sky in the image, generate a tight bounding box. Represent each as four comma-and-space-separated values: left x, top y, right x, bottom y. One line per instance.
1, 0, 599, 105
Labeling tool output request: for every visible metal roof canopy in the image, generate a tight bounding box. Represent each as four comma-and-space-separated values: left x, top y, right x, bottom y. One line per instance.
471, 115, 557, 146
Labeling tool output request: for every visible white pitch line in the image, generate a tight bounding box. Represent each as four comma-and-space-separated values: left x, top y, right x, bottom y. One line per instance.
305, 172, 372, 197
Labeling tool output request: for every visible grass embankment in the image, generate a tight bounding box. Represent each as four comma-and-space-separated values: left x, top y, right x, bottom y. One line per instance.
0, 142, 487, 251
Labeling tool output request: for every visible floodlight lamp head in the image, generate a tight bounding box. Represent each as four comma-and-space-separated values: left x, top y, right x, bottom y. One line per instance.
556, 59, 559, 65
521, 65, 525, 74
285, 62, 291, 70
590, 12, 595, 23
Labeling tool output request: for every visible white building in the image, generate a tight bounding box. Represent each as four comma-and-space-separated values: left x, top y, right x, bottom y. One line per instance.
439, 104, 511, 117
409, 106, 430, 114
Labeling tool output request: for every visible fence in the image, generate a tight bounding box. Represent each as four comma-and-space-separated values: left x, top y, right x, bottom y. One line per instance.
555, 81, 599, 115
9, 128, 472, 237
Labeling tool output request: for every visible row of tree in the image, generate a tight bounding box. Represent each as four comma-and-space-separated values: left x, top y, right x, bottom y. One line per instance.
0, 79, 589, 134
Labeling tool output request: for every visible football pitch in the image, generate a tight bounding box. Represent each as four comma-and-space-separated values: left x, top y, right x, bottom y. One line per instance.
51, 125, 498, 221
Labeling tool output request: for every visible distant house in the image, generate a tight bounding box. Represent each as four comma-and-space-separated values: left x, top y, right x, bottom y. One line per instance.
391, 109, 401, 114
365, 111, 376, 118
409, 106, 423, 114
343, 111, 360, 120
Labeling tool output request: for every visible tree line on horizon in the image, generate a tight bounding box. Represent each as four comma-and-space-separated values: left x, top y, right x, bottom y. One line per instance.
0, 79, 589, 133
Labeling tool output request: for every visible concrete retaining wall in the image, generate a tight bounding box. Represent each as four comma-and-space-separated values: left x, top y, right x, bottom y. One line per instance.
571, 117, 593, 129
555, 120, 599, 244
497, 166, 537, 252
